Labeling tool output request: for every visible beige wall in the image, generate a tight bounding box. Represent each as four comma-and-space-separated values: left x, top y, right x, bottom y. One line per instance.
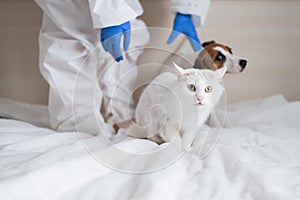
0, 0, 47, 104
0, 0, 300, 105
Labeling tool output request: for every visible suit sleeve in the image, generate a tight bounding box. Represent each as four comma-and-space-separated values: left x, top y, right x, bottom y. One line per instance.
88, 0, 144, 29
170, 0, 210, 27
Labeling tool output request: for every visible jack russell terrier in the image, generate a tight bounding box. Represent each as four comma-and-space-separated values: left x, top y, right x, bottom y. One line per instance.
194, 40, 247, 73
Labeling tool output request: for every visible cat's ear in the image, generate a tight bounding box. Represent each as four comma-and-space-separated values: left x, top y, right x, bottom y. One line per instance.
173, 63, 194, 77
215, 67, 227, 78
173, 62, 185, 76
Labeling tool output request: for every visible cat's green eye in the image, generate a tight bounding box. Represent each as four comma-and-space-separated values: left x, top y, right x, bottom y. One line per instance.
205, 85, 213, 93
187, 84, 196, 91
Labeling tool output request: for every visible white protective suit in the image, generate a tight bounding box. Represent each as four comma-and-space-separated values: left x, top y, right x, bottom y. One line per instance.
35, 0, 210, 137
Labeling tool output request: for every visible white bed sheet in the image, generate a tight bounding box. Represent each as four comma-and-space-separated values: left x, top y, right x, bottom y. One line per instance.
0, 95, 300, 200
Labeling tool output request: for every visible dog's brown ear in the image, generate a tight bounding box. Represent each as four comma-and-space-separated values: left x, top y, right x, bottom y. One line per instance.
227, 46, 233, 54
194, 50, 217, 70
202, 40, 215, 47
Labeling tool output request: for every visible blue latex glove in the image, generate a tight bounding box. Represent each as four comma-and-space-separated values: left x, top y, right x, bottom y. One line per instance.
167, 13, 201, 52
101, 21, 131, 62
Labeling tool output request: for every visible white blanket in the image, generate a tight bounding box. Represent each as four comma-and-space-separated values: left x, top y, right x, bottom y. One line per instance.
0, 95, 299, 200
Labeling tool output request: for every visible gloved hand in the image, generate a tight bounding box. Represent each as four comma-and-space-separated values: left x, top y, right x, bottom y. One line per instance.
167, 13, 201, 52
101, 21, 131, 62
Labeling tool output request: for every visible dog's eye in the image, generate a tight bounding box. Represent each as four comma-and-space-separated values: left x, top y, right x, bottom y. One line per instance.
205, 85, 213, 93
215, 53, 225, 62
187, 84, 196, 92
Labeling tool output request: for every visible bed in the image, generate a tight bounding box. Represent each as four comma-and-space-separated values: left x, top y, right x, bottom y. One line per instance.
0, 95, 299, 199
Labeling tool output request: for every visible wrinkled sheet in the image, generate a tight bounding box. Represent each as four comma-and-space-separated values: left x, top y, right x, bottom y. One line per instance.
0, 95, 300, 200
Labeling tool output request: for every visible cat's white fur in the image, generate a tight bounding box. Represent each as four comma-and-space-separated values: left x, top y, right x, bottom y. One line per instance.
126, 64, 226, 150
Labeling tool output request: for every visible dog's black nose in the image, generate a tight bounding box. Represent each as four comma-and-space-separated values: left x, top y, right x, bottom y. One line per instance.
239, 59, 247, 69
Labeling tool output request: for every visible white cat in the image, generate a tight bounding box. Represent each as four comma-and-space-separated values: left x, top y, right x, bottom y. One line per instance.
126, 64, 226, 150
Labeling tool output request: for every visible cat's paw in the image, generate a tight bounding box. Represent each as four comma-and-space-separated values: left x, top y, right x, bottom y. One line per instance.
170, 139, 191, 151
172, 137, 183, 151
160, 132, 183, 150
181, 132, 197, 151
182, 143, 192, 151
160, 120, 183, 150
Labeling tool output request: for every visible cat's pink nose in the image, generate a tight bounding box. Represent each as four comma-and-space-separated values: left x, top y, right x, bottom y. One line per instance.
197, 96, 204, 104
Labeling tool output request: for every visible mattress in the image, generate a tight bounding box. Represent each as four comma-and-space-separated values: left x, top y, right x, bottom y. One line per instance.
0, 95, 299, 200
